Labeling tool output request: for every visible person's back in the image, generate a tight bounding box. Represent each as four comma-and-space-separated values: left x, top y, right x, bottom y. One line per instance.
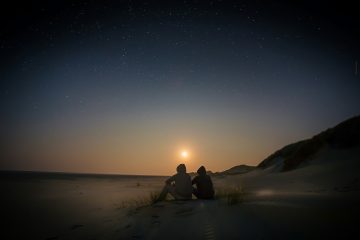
192, 166, 214, 199
156, 164, 192, 202
171, 172, 192, 198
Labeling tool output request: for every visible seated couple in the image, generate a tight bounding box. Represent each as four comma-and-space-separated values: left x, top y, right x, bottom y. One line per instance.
156, 164, 214, 202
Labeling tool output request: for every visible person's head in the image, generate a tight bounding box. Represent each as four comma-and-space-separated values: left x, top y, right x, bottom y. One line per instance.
197, 166, 206, 175
176, 164, 186, 173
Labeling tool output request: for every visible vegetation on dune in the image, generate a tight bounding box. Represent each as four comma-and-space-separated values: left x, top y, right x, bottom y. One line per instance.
258, 115, 360, 171
120, 184, 245, 211
215, 186, 244, 205
119, 191, 160, 210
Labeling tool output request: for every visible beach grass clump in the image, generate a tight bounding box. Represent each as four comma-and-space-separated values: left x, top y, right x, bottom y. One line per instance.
148, 191, 160, 205
215, 186, 244, 205
120, 191, 160, 210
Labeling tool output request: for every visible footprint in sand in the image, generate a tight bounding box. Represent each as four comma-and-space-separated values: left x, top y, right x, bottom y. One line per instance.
70, 224, 84, 230
127, 209, 139, 216
203, 222, 216, 240
124, 224, 132, 229
151, 220, 161, 226
132, 234, 143, 239
152, 204, 164, 208
151, 214, 161, 226
174, 207, 194, 217
45, 237, 58, 240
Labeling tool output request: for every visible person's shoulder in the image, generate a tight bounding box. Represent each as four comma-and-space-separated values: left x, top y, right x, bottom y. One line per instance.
168, 173, 178, 179
173, 173, 180, 178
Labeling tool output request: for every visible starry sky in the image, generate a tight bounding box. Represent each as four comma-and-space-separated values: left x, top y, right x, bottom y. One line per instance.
1, 0, 359, 175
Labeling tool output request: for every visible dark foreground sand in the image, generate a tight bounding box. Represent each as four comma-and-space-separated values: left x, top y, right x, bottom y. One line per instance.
119, 193, 359, 240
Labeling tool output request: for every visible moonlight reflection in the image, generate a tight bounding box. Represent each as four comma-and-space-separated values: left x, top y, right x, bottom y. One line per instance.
181, 151, 189, 158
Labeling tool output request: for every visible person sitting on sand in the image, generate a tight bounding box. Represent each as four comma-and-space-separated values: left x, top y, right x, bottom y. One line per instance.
156, 164, 193, 201
192, 166, 215, 199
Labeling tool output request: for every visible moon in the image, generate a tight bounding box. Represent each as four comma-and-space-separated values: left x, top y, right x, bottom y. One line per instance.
181, 151, 188, 158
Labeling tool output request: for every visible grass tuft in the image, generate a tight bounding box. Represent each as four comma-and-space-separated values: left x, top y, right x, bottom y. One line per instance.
119, 191, 160, 210
215, 186, 244, 205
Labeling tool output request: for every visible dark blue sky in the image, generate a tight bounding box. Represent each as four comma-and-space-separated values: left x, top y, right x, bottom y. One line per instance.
1, 1, 359, 174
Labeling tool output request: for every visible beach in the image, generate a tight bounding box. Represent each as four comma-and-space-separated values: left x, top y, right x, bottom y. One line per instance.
2, 163, 359, 240
1, 172, 166, 240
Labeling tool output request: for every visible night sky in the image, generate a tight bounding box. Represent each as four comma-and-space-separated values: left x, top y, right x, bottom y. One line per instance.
1, 1, 359, 175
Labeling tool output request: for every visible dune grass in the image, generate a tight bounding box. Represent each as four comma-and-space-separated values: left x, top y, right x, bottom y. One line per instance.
215, 186, 244, 205
120, 184, 244, 211
119, 191, 160, 210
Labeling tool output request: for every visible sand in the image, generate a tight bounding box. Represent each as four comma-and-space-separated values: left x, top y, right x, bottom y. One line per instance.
120, 197, 359, 240
120, 167, 360, 240
0, 173, 166, 240
2, 149, 360, 240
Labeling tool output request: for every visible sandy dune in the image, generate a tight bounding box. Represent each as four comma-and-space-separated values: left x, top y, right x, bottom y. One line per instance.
120, 145, 360, 239
120, 196, 359, 240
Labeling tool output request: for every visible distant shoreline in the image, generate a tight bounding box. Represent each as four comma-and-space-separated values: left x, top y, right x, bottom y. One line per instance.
0, 170, 168, 179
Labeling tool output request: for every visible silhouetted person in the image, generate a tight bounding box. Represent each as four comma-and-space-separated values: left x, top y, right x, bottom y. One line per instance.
192, 166, 214, 199
156, 164, 193, 202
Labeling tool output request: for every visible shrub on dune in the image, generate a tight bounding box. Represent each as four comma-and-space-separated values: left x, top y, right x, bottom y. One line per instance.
215, 186, 244, 205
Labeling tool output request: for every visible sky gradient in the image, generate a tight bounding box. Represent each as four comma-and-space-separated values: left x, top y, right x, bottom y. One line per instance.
1, 1, 360, 175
